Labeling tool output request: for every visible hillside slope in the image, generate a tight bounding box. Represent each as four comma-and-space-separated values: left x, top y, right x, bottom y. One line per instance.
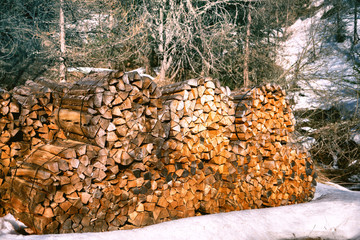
277, 0, 360, 190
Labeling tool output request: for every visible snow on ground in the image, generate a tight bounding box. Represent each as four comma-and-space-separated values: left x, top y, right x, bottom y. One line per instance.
277, 0, 360, 114
276, 0, 360, 195
126, 67, 155, 80
0, 183, 359, 240
67, 67, 155, 80
67, 67, 114, 74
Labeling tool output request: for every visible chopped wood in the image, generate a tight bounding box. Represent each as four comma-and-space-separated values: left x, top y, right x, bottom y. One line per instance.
0, 73, 316, 234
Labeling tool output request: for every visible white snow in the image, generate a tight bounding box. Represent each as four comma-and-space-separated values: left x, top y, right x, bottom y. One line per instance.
276, 0, 360, 191
126, 67, 155, 80
0, 183, 358, 240
351, 131, 360, 145
311, 0, 325, 8
300, 126, 315, 133
67, 67, 155, 80
66, 13, 112, 43
297, 136, 317, 150
67, 67, 114, 74
0, 214, 26, 236
277, 0, 360, 114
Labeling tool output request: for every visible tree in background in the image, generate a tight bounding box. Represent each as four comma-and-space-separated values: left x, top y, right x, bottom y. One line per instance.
243, 1, 252, 88
59, 0, 66, 82
0, 0, 59, 88
353, 0, 359, 45
84, 0, 237, 84
334, 0, 346, 43
0, 0, 311, 88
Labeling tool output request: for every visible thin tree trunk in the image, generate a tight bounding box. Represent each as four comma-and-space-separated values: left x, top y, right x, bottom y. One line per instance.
285, 0, 290, 32
158, 3, 166, 83
243, 3, 252, 88
354, 0, 358, 45
59, 0, 66, 82
109, 10, 115, 30
335, 0, 345, 42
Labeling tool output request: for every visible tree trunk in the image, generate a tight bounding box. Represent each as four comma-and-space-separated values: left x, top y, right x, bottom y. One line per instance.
109, 8, 115, 31
335, 0, 345, 43
59, 0, 66, 83
354, 0, 358, 45
158, 3, 166, 83
243, 3, 252, 88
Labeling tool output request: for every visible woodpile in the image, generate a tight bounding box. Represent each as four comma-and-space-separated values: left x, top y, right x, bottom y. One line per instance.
0, 72, 317, 234
0, 88, 23, 216
158, 78, 237, 214
0, 71, 168, 233
225, 85, 316, 209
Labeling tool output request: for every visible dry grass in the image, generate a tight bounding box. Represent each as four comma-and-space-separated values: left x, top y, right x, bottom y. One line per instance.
294, 108, 360, 189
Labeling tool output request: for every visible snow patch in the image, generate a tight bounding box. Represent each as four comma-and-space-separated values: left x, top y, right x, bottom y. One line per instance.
0, 214, 26, 236
300, 126, 315, 132
297, 136, 317, 150
67, 67, 155, 80
277, 0, 360, 119
337, 98, 360, 119
351, 131, 360, 145
67, 67, 114, 74
126, 67, 155, 80
310, 0, 324, 8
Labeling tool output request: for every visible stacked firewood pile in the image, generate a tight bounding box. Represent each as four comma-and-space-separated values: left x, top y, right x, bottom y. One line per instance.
0, 71, 168, 233
0, 88, 21, 208
0, 72, 316, 234
157, 80, 316, 213
225, 85, 317, 209
157, 78, 236, 214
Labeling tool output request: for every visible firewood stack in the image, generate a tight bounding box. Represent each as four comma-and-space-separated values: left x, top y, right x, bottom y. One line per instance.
49, 71, 165, 164
226, 84, 316, 208
0, 89, 21, 215
10, 80, 62, 148
0, 71, 169, 233
158, 77, 237, 214
0, 73, 316, 234
0, 89, 15, 169
157, 81, 316, 214
0, 140, 103, 233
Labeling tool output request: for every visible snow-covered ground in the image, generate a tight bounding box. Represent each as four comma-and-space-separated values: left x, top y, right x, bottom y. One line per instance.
67, 67, 155, 80
277, 0, 360, 188
67, 67, 114, 74
0, 182, 359, 240
277, 0, 360, 115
